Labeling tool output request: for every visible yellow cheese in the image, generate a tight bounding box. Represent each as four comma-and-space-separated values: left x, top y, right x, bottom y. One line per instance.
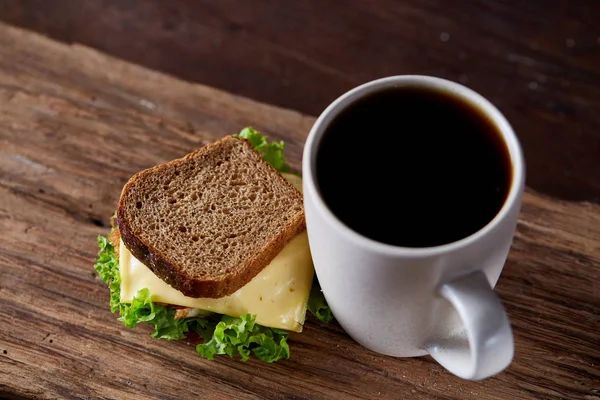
119, 233, 313, 332
119, 173, 311, 332
281, 172, 303, 192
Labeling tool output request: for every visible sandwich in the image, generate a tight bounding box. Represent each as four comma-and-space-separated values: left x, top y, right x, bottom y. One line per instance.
94, 128, 331, 363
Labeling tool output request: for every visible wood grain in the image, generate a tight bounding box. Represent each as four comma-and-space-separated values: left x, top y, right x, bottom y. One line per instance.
0, 23, 598, 400
1, 0, 600, 203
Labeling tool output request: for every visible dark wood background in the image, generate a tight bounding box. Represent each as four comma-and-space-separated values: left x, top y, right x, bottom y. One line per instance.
1, 0, 599, 203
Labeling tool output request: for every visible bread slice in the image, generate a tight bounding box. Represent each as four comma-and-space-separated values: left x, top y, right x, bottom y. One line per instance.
117, 136, 305, 299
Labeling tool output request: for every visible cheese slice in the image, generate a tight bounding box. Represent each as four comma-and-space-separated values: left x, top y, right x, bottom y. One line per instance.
119, 173, 312, 333
119, 233, 313, 332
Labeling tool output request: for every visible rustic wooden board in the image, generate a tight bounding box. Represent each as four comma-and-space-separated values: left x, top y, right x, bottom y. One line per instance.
0, 23, 598, 400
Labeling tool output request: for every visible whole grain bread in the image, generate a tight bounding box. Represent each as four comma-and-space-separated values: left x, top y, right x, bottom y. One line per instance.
117, 136, 305, 298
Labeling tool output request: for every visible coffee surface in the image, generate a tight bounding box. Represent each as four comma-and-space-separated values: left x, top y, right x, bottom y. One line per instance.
315, 86, 512, 247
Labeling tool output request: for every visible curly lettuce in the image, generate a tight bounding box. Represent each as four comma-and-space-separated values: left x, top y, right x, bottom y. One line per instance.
197, 314, 290, 362
235, 127, 290, 173
307, 278, 333, 323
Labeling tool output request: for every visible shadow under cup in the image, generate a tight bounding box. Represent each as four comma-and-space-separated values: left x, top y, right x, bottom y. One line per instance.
302, 75, 525, 381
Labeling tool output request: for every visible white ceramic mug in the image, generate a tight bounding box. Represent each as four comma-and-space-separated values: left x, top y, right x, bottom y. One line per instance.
302, 75, 524, 380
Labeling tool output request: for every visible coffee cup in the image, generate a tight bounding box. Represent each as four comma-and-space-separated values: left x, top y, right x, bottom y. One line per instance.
302, 75, 524, 380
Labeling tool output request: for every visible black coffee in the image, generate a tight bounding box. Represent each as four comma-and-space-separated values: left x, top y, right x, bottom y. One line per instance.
315, 86, 512, 248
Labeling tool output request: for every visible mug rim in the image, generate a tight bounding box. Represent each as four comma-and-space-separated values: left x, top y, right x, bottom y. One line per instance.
302, 75, 525, 258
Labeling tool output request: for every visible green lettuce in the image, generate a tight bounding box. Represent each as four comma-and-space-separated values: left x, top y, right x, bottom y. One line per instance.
235, 127, 290, 173
197, 314, 289, 362
119, 288, 191, 340
94, 235, 122, 313
307, 279, 333, 323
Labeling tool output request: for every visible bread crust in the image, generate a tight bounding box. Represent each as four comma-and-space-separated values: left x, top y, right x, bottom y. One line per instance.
116, 136, 305, 299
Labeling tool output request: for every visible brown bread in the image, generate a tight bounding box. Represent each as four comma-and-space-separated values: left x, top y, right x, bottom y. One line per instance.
117, 136, 305, 298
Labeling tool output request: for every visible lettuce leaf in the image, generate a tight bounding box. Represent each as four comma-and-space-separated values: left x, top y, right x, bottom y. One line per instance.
197, 314, 289, 362
235, 127, 290, 173
118, 288, 192, 340
94, 234, 290, 361
94, 235, 122, 313
307, 279, 333, 323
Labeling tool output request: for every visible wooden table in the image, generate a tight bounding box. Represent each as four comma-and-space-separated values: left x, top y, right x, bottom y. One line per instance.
0, 23, 598, 400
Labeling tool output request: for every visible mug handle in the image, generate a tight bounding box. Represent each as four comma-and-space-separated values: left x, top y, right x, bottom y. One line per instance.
425, 270, 514, 380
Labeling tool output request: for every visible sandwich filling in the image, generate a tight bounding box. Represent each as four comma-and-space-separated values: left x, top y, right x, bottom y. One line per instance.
119, 231, 314, 332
